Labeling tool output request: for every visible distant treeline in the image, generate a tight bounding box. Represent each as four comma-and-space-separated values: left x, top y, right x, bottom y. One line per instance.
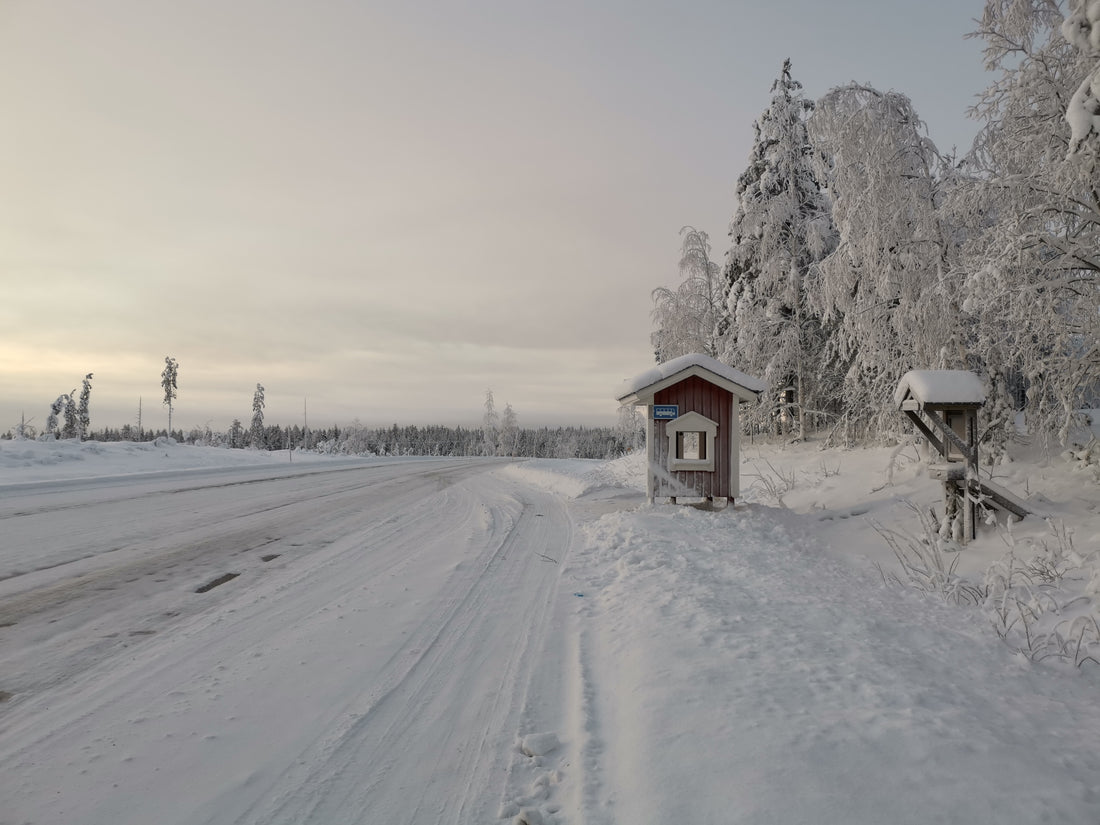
3, 421, 637, 461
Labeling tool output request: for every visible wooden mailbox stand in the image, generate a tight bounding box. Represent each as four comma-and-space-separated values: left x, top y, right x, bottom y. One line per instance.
895, 370, 1028, 543
618, 354, 765, 506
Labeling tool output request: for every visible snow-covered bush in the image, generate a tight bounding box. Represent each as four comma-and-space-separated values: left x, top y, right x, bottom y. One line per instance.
872, 504, 983, 606
882, 508, 1100, 666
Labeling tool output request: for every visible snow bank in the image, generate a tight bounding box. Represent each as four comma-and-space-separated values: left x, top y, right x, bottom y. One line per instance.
569, 499, 1100, 823
500, 452, 646, 499
0, 438, 352, 485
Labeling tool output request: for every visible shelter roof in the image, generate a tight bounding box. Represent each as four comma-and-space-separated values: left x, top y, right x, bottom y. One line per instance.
616, 353, 766, 405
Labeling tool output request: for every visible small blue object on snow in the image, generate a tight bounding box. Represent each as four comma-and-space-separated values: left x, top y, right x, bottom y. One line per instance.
574, 592, 584, 597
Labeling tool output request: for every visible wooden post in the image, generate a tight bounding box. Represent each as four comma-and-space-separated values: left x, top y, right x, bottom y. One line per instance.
729, 394, 740, 502
646, 404, 655, 504
964, 409, 978, 542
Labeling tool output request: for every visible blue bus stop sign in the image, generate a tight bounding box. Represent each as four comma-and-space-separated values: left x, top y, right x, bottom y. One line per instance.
653, 405, 679, 420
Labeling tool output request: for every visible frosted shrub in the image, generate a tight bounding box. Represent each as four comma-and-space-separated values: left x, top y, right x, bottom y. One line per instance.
743, 458, 798, 508
880, 509, 1100, 666
872, 503, 982, 606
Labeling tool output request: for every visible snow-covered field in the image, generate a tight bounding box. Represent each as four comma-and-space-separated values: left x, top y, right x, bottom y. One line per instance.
2, 434, 1100, 824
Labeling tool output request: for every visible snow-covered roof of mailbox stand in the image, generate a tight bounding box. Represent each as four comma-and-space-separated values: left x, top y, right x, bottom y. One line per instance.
616, 353, 766, 405
893, 370, 986, 409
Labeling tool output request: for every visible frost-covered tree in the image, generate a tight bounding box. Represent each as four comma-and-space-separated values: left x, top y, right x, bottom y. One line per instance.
722, 59, 836, 438
500, 402, 519, 457
161, 356, 179, 434
616, 402, 643, 452
228, 418, 244, 449
961, 0, 1100, 441
481, 389, 499, 457
250, 384, 265, 449
46, 394, 68, 439
809, 84, 961, 438
13, 413, 34, 440
651, 227, 725, 362
77, 373, 93, 441
61, 389, 78, 439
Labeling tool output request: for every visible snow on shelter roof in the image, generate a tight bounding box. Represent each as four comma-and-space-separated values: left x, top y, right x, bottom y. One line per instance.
617, 353, 766, 404
893, 370, 986, 408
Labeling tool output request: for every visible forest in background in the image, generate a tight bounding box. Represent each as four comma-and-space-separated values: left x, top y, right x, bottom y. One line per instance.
0, 420, 631, 461
2, 384, 640, 461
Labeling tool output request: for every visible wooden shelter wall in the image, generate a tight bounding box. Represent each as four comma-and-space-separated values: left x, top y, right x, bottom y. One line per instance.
653, 376, 733, 498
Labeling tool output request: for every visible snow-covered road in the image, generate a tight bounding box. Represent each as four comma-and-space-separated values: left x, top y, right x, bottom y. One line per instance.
1, 457, 574, 824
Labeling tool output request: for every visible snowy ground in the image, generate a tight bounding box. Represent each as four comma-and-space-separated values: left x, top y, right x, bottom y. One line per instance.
2, 434, 1099, 824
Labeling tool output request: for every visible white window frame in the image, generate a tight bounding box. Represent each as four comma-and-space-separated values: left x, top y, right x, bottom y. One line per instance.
666, 411, 718, 472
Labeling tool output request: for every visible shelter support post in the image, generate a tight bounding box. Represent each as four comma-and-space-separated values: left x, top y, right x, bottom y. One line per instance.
646, 404, 655, 505
729, 394, 741, 502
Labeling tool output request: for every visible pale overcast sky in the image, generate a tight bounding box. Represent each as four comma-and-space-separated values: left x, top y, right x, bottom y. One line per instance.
1, 0, 991, 432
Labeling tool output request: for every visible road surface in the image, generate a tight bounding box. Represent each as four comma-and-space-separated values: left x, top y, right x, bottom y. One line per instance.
0, 457, 573, 824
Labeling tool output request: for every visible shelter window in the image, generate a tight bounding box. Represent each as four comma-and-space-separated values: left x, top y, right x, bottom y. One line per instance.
676, 431, 707, 461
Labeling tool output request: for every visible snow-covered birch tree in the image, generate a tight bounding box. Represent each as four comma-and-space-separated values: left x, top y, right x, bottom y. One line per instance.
651, 227, 725, 362
809, 84, 962, 438
722, 59, 836, 438
500, 402, 519, 457
481, 389, 499, 457
960, 0, 1099, 441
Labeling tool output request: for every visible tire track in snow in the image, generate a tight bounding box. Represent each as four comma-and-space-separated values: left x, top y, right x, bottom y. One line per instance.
224, 481, 572, 825
0, 460, 497, 710
0, 459, 499, 586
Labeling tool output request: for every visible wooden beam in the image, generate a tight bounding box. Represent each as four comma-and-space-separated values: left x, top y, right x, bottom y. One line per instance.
973, 479, 1030, 520
904, 410, 945, 457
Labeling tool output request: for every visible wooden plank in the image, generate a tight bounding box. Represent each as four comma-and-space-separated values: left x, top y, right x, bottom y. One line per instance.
974, 479, 1030, 519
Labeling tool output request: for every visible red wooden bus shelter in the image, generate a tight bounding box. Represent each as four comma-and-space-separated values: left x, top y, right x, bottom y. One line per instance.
617, 354, 765, 505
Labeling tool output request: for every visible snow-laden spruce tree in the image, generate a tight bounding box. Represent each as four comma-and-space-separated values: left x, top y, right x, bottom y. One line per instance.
77, 373, 93, 441
250, 384, 266, 449
651, 227, 725, 362
61, 389, 78, 439
46, 394, 68, 439
721, 59, 837, 438
161, 357, 179, 435
809, 84, 962, 440
960, 0, 1099, 441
